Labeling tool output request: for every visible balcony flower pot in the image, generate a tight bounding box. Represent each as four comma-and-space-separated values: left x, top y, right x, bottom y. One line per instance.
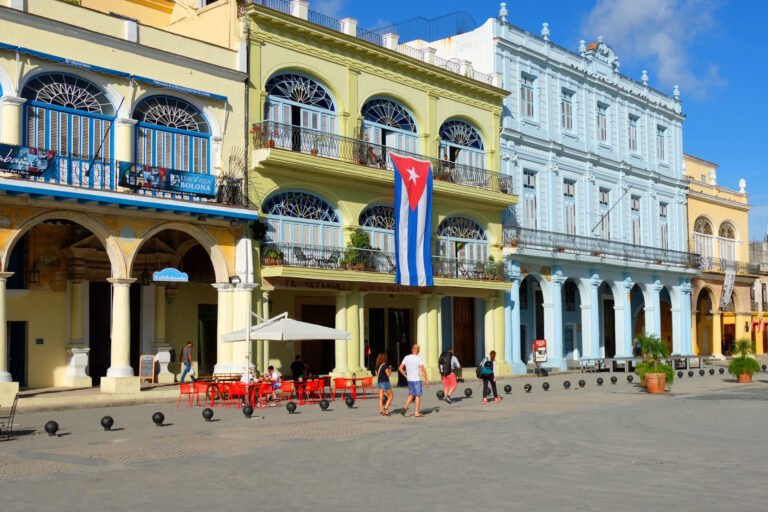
592, 251, 602, 257
645, 373, 666, 394
509, 239, 518, 248
310, 149, 318, 156
557, 247, 565, 253
728, 339, 760, 383
267, 139, 276, 148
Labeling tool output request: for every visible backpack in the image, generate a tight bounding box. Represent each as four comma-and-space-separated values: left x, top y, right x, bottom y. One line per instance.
438, 351, 453, 376
479, 358, 494, 377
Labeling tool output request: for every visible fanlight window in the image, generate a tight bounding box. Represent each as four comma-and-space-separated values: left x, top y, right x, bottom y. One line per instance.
694, 217, 713, 235
438, 217, 487, 240
266, 74, 335, 111
360, 205, 395, 252
134, 96, 210, 174
22, 73, 114, 115
263, 192, 341, 247
718, 223, 736, 239
362, 99, 416, 132
437, 216, 488, 262
439, 120, 484, 150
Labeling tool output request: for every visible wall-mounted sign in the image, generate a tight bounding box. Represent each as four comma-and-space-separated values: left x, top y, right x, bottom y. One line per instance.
0, 143, 57, 176
118, 162, 216, 198
153, 267, 189, 283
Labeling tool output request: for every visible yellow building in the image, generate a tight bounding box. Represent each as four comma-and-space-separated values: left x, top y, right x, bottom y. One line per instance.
241, 2, 512, 379
685, 154, 757, 357
0, 0, 256, 403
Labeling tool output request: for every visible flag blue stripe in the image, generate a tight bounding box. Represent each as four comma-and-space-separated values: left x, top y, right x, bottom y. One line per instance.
407, 204, 419, 286
423, 168, 434, 286
394, 171, 403, 284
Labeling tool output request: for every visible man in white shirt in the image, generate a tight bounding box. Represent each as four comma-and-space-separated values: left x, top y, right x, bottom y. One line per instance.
398, 344, 429, 418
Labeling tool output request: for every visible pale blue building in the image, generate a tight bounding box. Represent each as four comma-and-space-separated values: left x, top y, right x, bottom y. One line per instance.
424, 4, 697, 371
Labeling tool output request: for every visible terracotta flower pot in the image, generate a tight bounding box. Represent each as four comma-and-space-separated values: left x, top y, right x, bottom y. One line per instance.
737, 372, 753, 383
645, 373, 666, 394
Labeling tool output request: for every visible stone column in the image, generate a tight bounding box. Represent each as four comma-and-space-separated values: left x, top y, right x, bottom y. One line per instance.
0, 273, 18, 405
151, 284, 174, 383
426, 295, 441, 380
101, 278, 140, 393
494, 290, 510, 375
547, 272, 567, 370
711, 310, 723, 357
114, 118, 137, 164
347, 287, 361, 375
331, 292, 349, 376
506, 272, 526, 374
483, 296, 495, 359
614, 278, 635, 357
231, 283, 257, 375
213, 283, 234, 374
0, 96, 25, 145
261, 290, 271, 371
65, 279, 91, 388
358, 292, 368, 374
580, 275, 601, 359
645, 281, 662, 338
416, 295, 429, 364
679, 282, 693, 355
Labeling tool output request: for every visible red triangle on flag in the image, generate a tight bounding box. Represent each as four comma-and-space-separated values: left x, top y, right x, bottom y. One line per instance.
391, 153, 431, 211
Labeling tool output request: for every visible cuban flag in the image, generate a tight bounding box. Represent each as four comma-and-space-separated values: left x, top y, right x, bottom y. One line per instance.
391, 153, 433, 287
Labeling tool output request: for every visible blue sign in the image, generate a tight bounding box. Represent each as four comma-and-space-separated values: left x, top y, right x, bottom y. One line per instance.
0, 143, 57, 176
152, 268, 189, 283
118, 162, 216, 198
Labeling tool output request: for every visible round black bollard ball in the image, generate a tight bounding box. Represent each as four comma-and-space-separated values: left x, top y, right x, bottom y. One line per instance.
597, 377, 604, 386
688, 370, 694, 377
542, 382, 550, 391
100, 416, 114, 432
504, 384, 512, 394
436, 390, 445, 400
44, 420, 59, 437
709, 368, 715, 375
464, 388, 472, 398
242, 405, 254, 418
524, 383, 532, 393
319, 399, 330, 411
627, 375, 634, 383
763, 364, 767, 371
719, 368, 725, 374
699, 369, 705, 376
202, 408, 214, 422
286, 401, 297, 414
677, 371, 683, 379
610, 376, 618, 385
578, 379, 586, 388
152, 412, 164, 427
563, 380, 571, 389
345, 396, 355, 408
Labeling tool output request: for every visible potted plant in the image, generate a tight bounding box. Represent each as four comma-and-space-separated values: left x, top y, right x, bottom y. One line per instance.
343, 229, 374, 271
634, 334, 674, 394
310, 133, 325, 156
262, 246, 284, 266
727, 338, 761, 383
250, 124, 265, 147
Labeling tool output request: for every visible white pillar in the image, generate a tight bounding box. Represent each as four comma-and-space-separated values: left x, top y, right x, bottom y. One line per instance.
644, 280, 662, 338
101, 278, 140, 393
261, 290, 270, 370
547, 272, 567, 370
65, 279, 91, 387
212, 283, 234, 374
417, 295, 429, 363
347, 287, 361, 374
0, 272, 14, 383
614, 278, 634, 357
231, 284, 257, 374
358, 292, 367, 373
581, 275, 601, 358
674, 282, 693, 355
332, 292, 349, 376
506, 272, 526, 374
483, 296, 496, 358
0, 96, 25, 145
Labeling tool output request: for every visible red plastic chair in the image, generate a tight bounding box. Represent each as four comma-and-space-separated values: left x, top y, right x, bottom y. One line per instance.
193, 381, 214, 407
331, 378, 354, 401
256, 383, 272, 408
359, 377, 373, 400
177, 382, 198, 407
280, 381, 295, 404
226, 382, 248, 408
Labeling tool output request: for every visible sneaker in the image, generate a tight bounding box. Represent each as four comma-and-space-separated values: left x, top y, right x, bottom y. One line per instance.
482, 398, 489, 404
445, 395, 452, 404
400, 408, 407, 416
494, 396, 502, 403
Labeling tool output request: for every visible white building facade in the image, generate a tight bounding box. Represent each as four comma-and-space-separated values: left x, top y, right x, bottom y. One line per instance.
424, 5, 697, 371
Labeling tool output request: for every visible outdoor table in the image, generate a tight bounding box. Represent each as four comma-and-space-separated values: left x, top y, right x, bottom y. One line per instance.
344, 377, 369, 400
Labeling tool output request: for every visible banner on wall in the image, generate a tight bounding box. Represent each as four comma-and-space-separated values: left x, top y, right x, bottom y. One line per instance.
118, 162, 216, 198
0, 143, 57, 176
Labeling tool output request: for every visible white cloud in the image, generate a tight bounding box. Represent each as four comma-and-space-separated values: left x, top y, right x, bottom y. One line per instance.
582, 0, 726, 99
312, 0, 347, 18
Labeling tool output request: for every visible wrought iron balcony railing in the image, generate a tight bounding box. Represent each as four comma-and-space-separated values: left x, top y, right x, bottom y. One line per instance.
261, 242, 506, 281
697, 256, 760, 275
503, 226, 699, 268
252, 121, 514, 196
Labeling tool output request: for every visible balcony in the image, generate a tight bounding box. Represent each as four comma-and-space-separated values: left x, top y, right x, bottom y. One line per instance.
503, 226, 699, 268
252, 121, 514, 196
261, 242, 506, 282
698, 257, 760, 275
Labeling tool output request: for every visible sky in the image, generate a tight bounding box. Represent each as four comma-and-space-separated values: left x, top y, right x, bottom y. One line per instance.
313, 0, 768, 240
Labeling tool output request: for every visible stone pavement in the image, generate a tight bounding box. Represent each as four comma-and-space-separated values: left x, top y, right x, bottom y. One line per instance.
1, 372, 767, 512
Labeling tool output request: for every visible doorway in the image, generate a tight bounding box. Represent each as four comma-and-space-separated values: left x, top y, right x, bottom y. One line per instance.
452, 297, 475, 366
197, 304, 218, 376
7, 321, 26, 387
369, 308, 385, 370
89, 281, 111, 384
300, 304, 335, 375
603, 297, 616, 357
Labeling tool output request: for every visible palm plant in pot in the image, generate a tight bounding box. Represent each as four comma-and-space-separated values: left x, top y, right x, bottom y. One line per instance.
727, 338, 761, 383
634, 334, 673, 394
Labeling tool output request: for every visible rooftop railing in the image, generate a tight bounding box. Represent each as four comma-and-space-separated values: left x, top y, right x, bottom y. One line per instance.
503, 226, 699, 268
261, 242, 506, 281
252, 121, 515, 196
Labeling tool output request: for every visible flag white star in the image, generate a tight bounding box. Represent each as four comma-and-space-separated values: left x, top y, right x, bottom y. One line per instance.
407, 167, 419, 183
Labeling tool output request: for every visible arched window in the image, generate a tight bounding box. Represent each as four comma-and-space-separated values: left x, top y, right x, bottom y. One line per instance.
439, 119, 485, 169
134, 96, 210, 174
693, 216, 714, 261
718, 222, 737, 262
359, 205, 395, 252
263, 191, 342, 247
22, 73, 115, 189
361, 98, 419, 155
437, 216, 488, 262
265, 73, 336, 153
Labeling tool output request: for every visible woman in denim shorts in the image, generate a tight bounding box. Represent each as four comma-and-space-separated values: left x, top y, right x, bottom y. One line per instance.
375, 353, 393, 416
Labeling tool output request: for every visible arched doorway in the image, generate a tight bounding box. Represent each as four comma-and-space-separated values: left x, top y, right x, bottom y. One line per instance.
695, 289, 714, 355
562, 279, 582, 361
520, 275, 546, 363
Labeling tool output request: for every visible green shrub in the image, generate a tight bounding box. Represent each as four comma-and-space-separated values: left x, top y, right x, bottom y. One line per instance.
633, 334, 674, 384
728, 338, 761, 377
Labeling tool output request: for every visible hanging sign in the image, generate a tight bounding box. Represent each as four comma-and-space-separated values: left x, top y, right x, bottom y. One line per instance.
153, 267, 189, 283
0, 143, 57, 176
118, 162, 216, 198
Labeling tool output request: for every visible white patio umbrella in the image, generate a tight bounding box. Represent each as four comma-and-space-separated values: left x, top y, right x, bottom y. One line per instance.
221, 312, 351, 376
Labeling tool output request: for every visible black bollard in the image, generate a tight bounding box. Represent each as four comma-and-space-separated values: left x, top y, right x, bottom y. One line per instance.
709, 368, 715, 375
524, 383, 532, 393
152, 412, 164, 427
699, 369, 705, 376
504, 384, 512, 394
464, 388, 472, 398
345, 396, 355, 408
436, 390, 445, 400
44, 420, 59, 437
719, 368, 725, 375
688, 370, 694, 377
677, 371, 683, 379
202, 408, 214, 422
100, 416, 114, 432
286, 401, 297, 414
563, 380, 571, 389
319, 399, 330, 411
542, 382, 550, 391
578, 379, 586, 388
596, 377, 604, 386
610, 376, 617, 385
627, 375, 634, 383
242, 405, 254, 418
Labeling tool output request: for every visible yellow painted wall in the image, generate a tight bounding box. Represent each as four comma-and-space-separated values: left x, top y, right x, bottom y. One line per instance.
165, 282, 218, 356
